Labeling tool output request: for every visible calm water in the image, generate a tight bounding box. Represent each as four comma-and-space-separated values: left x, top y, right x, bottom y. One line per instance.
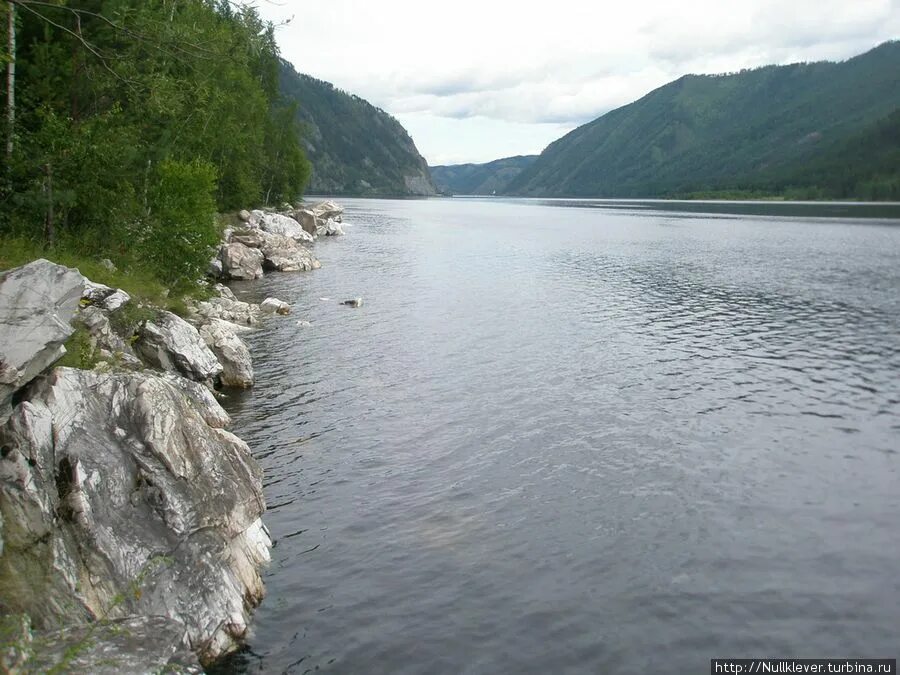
218, 199, 900, 674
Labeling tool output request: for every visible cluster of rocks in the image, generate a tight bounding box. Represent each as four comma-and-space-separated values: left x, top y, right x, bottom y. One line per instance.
212, 201, 344, 281
0, 200, 346, 672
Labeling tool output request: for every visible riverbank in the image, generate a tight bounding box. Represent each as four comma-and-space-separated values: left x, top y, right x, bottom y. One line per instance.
0, 201, 345, 672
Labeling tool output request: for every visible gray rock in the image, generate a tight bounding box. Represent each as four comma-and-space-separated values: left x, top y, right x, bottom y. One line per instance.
83, 280, 131, 312
260, 298, 291, 315
200, 320, 254, 388
26, 616, 202, 674
0, 260, 84, 421
218, 243, 264, 281
192, 294, 260, 327
238, 209, 251, 223
256, 213, 314, 244
309, 200, 344, 221
317, 218, 345, 237
0, 367, 271, 663
208, 257, 224, 279
100, 258, 117, 273
135, 311, 223, 384
260, 234, 320, 273
295, 209, 320, 237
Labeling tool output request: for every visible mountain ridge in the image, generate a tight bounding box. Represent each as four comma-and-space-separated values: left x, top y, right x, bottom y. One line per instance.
502, 41, 900, 199
279, 61, 436, 196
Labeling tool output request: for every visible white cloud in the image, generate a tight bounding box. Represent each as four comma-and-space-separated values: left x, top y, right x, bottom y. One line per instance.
255, 0, 900, 164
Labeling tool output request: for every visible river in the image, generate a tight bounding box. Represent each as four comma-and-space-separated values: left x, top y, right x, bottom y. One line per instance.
216, 198, 900, 674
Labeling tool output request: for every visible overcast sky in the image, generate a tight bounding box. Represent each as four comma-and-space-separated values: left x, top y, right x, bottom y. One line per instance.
256, 0, 899, 166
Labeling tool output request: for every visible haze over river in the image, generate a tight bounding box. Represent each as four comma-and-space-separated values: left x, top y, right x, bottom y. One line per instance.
219, 198, 900, 674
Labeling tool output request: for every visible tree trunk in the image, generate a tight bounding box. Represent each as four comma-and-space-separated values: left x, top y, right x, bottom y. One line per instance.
5, 2, 15, 166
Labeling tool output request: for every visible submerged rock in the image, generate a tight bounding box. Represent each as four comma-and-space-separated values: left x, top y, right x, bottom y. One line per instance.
0, 260, 84, 422
0, 367, 271, 663
135, 311, 223, 384
218, 243, 264, 281
340, 298, 363, 308
200, 319, 254, 388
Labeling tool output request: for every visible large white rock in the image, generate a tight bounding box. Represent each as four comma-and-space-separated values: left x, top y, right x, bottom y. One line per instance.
256, 213, 314, 244
218, 243, 264, 281
0, 260, 84, 421
199, 320, 253, 388
135, 311, 223, 384
0, 367, 271, 663
192, 294, 260, 327
229, 229, 319, 273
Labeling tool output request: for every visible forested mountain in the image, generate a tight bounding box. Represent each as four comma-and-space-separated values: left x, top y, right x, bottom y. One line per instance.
507, 41, 900, 199
279, 62, 436, 196
430, 156, 537, 195
1, 1, 309, 285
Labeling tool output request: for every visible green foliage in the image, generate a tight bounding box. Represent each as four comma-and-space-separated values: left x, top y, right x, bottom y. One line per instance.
0, 0, 311, 286
279, 62, 435, 196
57, 326, 100, 370
507, 41, 900, 200
144, 160, 219, 284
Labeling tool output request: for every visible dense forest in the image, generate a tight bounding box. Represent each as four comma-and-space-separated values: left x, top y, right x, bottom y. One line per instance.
0, 0, 310, 287
279, 62, 435, 196
507, 41, 900, 200
430, 155, 536, 195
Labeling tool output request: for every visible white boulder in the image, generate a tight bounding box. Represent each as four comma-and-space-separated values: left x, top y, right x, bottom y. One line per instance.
134, 311, 223, 384
0, 260, 84, 421
200, 320, 254, 388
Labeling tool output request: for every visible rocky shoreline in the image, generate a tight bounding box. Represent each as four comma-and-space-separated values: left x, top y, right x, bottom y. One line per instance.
0, 201, 346, 672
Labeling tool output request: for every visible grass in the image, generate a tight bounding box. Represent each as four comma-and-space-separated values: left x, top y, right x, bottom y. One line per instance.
0, 235, 213, 316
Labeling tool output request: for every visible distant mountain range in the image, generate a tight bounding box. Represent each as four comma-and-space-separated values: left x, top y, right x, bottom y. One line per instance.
279, 61, 436, 196
430, 155, 537, 195
433, 41, 900, 200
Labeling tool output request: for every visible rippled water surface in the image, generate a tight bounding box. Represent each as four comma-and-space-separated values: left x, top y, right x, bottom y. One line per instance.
219, 199, 900, 674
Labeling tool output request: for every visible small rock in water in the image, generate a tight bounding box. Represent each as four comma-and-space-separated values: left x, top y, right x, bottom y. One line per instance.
260, 297, 291, 315
296, 320, 311, 327
340, 298, 363, 308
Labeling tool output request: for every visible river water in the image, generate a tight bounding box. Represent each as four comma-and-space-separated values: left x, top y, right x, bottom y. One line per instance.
218, 199, 900, 674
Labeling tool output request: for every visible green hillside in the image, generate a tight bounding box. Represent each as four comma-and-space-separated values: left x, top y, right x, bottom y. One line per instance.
430, 155, 537, 195
279, 62, 436, 196
507, 41, 900, 199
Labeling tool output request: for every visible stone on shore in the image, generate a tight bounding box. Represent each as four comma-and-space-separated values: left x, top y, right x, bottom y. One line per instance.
192, 287, 261, 327
83, 280, 132, 312
0, 260, 84, 422
218, 243, 264, 280
238, 209, 252, 223
0, 367, 271, 663
256, 213, 315, 244
134, 311, 223, 384
317, 218, 345, 237
200, 319, 254, 388
310, 200, 344, 221
295, 209, 319, 237
260, 298, 291, 315
23, 616, 203, 674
